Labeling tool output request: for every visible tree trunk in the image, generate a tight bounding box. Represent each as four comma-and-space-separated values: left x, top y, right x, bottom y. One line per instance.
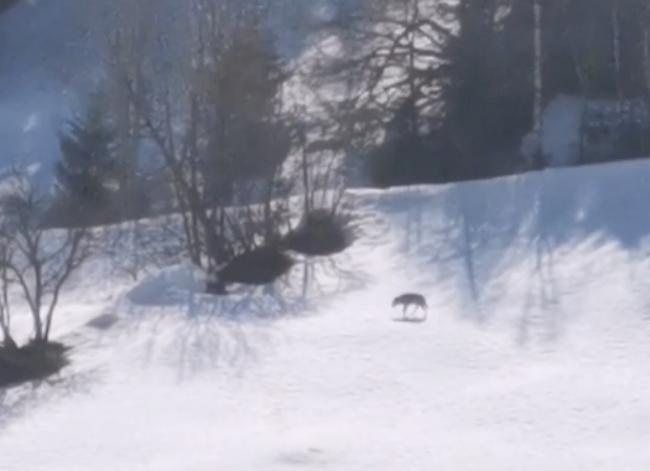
643, 5, 650, 93
0, 315, 16, 350
612, 1, 622, 101
532, 0, 544, 169
300, 127, 311, 216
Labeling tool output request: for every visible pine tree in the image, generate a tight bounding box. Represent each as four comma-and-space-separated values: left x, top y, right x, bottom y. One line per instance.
53, 94, 117, 226
204, 14, 291, 202
440, 0, 521, 178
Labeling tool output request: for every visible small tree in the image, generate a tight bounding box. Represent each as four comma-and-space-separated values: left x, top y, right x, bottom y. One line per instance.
0, 173, 92, 343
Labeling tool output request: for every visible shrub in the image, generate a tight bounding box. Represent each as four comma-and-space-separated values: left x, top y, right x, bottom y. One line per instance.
207, 246, 294, 294
284, 209, 352, 256
0, 341, 69, 388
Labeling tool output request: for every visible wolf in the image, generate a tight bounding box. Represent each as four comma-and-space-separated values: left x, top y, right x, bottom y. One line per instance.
392, 293, 427, 320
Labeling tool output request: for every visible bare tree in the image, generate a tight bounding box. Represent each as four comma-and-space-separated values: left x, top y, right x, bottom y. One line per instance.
287, 99, 348, 218
321, 0, 450, 142
0, 173, 92, 343
0, 244, 16, 349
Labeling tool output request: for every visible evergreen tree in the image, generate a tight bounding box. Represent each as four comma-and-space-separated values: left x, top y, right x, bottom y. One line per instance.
439, 0, 517, 178
204, 14, 292, 204
53, 94, 118, 226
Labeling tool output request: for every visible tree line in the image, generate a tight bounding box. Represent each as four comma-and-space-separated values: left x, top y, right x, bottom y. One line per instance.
46, 0, 650, 223
322, 0, 650, 185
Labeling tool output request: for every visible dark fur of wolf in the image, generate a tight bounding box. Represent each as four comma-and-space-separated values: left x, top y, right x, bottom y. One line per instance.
392, 293, 427, 319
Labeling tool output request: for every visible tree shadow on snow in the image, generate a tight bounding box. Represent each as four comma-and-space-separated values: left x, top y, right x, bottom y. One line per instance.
111, 253, 369, 380
0, 367, 102, 431
392, 317, 427, 324
371, 163, 650, 345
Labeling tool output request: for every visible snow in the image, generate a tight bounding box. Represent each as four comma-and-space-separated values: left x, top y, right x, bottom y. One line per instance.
2, 159, 650, 469
523, 94, 650, 167
522, 94, 585, 167
541, 95, 585, 167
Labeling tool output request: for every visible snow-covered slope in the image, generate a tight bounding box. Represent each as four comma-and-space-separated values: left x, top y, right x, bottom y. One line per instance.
3, 160, 650, 470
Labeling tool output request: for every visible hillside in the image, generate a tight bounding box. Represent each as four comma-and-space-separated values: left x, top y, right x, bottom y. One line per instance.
1, 159, 650, 470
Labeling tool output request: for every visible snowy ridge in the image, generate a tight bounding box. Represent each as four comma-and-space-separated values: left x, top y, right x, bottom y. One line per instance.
2, 160, 650, 470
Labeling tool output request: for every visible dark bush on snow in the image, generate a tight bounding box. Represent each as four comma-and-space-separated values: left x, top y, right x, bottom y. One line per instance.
284, 209, 352, 256
0, 341, 69, 388
208, 246, 294, 294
